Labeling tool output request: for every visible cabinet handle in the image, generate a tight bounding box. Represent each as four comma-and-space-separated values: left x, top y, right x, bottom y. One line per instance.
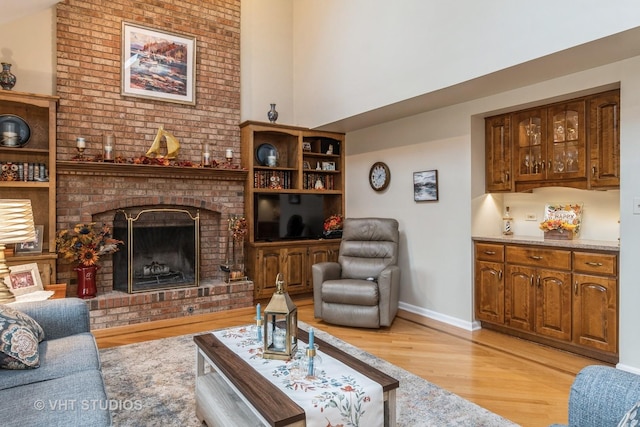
484, 250, 496, 255
529, 255, 543, 261
530, 275, 534, 287
547, 160, 551, 171
592, 166, 597, 177
537, 275, 541, 288
574, 281, 579, 296
505, 171, 510, 182
585, 261, 603, 267
498, 270, 503, 280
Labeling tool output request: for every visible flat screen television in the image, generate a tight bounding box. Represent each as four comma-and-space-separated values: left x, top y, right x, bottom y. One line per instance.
254, 194, 325, 241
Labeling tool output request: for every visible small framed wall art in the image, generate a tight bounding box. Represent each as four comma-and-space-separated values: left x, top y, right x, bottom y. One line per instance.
121, 22, 197, 105
5, 263, 44, 296
413, 170, 438, 202
15, 225, 44, 254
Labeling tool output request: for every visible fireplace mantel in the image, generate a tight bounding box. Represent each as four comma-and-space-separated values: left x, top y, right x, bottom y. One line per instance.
57, 160, 248, 181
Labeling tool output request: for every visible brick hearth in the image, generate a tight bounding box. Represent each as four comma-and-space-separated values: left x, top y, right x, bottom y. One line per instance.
56, 162, 252, 329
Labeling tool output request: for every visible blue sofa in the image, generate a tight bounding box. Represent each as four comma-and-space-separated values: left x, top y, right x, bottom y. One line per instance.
0, 298, 111, 427
552, 365, 640, 427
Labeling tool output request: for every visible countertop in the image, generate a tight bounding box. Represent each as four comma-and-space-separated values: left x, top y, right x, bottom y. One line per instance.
472, 235, 620, 252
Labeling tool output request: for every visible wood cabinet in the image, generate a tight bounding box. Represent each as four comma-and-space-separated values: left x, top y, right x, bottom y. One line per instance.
0, 91, 58, 285
474, 240, 618, 363
504, 246, 572, 341
241, 121, 345, 300
474, 243, 505, 324
572, 251, 618, 353
485, 115, 512, 192
588, 90, 620, 188
485, 89, 619, 192
247, 241, 340, 300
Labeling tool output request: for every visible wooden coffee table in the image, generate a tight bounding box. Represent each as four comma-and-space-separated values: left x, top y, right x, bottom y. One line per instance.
195, 328, 399, 427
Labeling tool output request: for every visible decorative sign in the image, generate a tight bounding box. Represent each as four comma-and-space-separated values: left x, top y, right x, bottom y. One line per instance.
541, 203, 583, 235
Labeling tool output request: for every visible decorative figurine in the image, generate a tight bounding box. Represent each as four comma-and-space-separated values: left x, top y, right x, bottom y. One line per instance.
146, 125, 180, 159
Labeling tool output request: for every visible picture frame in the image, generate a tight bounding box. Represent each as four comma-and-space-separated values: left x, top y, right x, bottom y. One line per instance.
413, 170, 439, 202
303, 161, 311, 170
5, 263, 44, 296
121, 22, 196, 105
15, 225, 44, 254
322, 161, 336, 171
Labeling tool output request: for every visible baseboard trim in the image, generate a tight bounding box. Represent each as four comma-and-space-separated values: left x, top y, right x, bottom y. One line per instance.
398, 301, 479, 332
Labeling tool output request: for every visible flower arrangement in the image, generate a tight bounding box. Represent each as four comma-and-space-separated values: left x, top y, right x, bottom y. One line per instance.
229, 216, 247, 241
323, 214, 343, 232
539, 219, 578, 233
56, 223, 123, 266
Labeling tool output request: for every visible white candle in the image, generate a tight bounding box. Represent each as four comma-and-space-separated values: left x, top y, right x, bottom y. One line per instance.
76, 137, 86, 148
225, 149, 233, 159
308, 327, 314, 348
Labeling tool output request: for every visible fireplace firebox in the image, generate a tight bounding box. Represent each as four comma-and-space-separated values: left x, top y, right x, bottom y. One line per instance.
113, 208, 200, 293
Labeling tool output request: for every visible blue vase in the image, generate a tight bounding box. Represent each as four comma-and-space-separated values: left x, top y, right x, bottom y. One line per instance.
267, 103, 278, 123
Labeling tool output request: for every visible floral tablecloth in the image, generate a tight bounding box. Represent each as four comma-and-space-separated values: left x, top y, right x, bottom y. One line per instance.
213, 325, 383, 427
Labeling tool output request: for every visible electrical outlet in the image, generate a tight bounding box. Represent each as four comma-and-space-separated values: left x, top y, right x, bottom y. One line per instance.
525, 213, 537, 221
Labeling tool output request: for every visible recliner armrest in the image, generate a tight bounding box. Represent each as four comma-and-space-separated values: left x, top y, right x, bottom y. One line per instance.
312, 262, 341, 318
9, 298, 91, 340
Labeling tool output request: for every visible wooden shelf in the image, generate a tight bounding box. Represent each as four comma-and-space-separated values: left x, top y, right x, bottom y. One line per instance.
57, 161, 248, 181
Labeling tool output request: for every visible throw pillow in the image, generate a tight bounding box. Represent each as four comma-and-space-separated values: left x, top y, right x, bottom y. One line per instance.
0, 304, 45, 369
618, 400, 640, 427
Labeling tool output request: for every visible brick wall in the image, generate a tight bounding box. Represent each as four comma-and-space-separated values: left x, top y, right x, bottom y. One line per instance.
55, 0, 248, 327
56, 0, 240, 163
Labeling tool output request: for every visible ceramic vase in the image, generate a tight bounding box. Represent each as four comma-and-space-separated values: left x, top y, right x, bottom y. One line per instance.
75, 264, 100, 299
0, 63, 16, 90
267, 103, 278, 123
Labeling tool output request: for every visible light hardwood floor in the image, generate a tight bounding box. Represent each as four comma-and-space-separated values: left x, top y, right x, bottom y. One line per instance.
94, 297, 610, 427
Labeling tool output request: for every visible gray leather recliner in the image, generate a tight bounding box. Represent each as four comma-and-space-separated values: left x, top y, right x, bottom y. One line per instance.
312, 217, 400, 328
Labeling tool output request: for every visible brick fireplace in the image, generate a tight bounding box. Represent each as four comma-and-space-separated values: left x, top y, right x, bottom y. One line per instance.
56, 161, 252, 329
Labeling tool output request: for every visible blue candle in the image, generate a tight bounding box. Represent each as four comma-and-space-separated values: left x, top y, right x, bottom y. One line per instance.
308, 327, 314, 348
256, 303, 260, 319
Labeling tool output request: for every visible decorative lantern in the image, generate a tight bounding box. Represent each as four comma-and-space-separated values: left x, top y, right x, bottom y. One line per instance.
262, 273, 298, 360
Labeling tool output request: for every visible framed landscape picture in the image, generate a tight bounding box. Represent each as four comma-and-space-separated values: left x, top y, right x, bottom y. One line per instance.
121, 22, 196, 105
413, 170, 438, 202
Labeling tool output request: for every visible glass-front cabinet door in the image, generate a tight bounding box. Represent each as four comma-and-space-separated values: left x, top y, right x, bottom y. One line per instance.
547, 101, 586, 180
513, 109, 545, 182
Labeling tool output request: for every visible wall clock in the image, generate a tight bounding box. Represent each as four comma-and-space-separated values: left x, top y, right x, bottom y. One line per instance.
369, 161, 390, 191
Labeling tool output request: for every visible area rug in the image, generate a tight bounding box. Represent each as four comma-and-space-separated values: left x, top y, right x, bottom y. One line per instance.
99, 325, 519, 426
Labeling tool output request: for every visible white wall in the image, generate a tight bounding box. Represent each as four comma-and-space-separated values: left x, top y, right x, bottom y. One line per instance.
291, 0, 640, 129
0, 8, 56, 95
240, 0, 295, 124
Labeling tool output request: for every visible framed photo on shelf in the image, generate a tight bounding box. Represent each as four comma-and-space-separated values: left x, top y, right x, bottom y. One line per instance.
322, 161, 336, 171
303, 161, 311, 170
15, 225, 44, 254
121, 22, 196, 105
413, 170, 438, 202
5, 263, 43, 296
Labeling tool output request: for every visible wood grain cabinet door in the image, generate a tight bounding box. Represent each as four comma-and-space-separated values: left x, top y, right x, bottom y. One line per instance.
475, 261, 504, 324
485, 115, 512, 192
572, 273, 617, 353
505, 265, 535, 331
255, 248, 282, 298
588, 90, 620, 189
282, 247, 307, 293
535, 269, 572, 341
